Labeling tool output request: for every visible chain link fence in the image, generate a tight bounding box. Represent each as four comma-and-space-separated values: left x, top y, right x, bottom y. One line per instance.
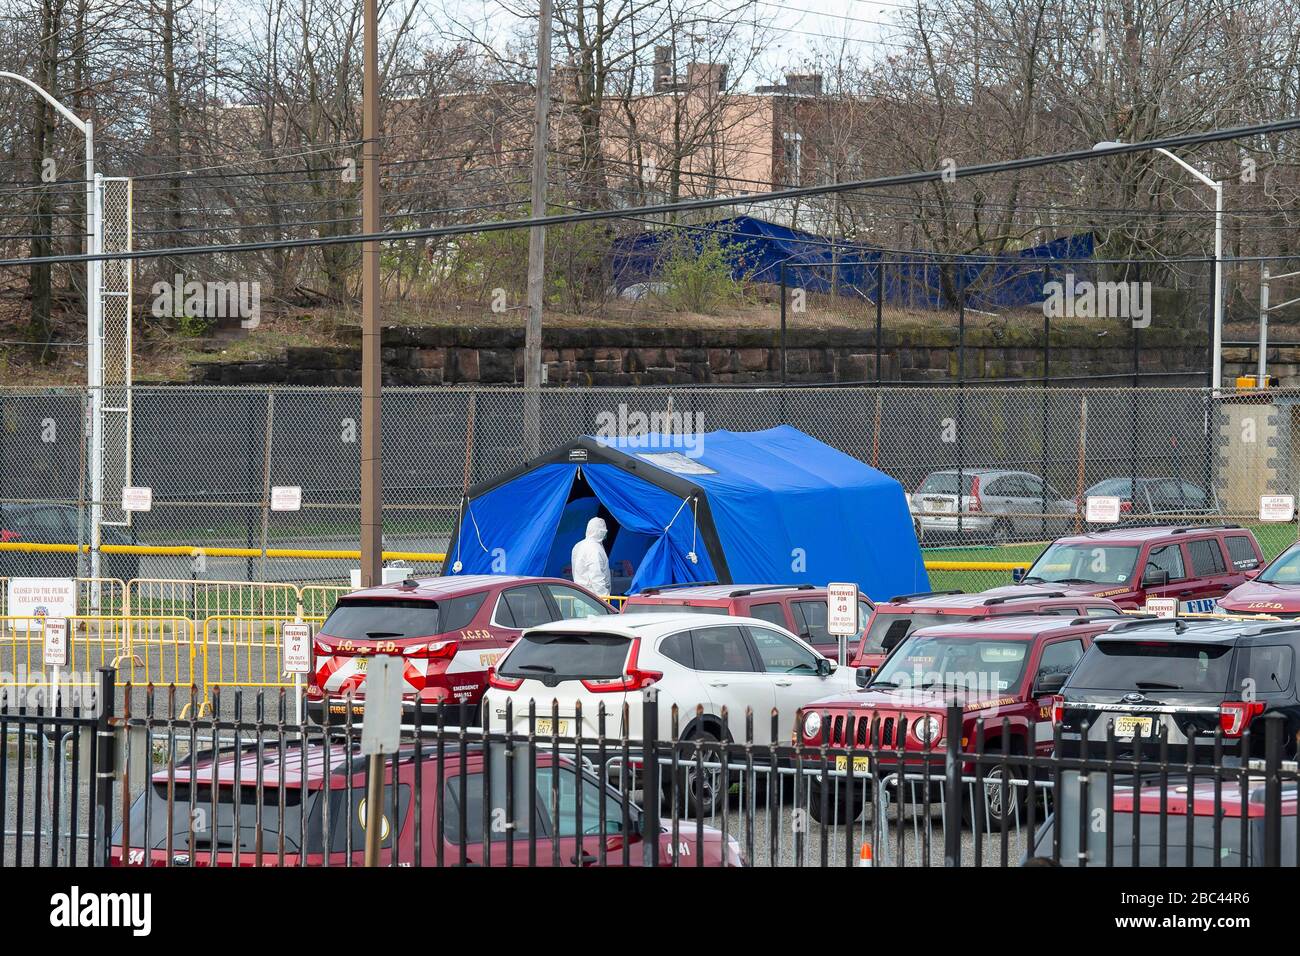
0, 384, 1296, 586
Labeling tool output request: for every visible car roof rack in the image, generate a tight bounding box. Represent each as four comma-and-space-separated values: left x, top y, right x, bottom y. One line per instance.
982, 591, 1066, 606
638, 580, 720, 595
1238, 621, 1300, 638
1107, 616, 1189, 635
729, 584, 817, 597
1170, 523, 1241, 534
888, 589, 964, 604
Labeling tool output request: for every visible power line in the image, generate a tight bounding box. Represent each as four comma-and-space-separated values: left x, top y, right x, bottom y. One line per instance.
1, 117, 1298, 269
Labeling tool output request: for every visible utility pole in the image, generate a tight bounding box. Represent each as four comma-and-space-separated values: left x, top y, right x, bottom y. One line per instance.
360, 0, 383, 586
523, 0, 552, 456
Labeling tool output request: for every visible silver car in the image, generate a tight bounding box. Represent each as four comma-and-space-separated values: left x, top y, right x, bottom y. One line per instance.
909, 468, 1075, 543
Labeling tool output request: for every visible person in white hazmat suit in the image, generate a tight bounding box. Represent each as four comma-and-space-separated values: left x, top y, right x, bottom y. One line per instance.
571, 516, 612, 596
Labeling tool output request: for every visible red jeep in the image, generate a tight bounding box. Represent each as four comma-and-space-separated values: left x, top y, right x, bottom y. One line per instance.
307, 574, 615, 723
798, 614, 1114, 826
621, 583, 874, 662
111, 742, 742, 867
985, 524, 1264, 612
849, 589, 1124, 678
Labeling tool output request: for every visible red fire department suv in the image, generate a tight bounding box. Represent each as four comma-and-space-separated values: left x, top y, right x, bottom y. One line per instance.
111, 742, 743, 867
307, 574, 615, 723
849, 589, 1125, 677
799, 614, 1115, 826
1217, 538, 1295, 616
621, 583, 875, 662
983, 524, 1264, 611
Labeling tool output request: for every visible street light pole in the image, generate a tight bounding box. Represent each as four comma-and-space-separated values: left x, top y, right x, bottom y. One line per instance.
523, 0, 552, 457
1093, 140, 1224, 390
359, 0, 383, 587
0, 72, 100, 583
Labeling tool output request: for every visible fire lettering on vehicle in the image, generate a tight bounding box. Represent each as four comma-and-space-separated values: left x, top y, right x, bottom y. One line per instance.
460, 629, 493, 641
964, 696, 1017, 712
1246, 601, 1284, 610
1092, 587, 1129, 598
479, 652, 502, 667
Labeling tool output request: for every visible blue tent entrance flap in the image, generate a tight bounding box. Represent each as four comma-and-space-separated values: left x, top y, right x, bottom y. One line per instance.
607, 214, 1094, 311
445, 425, 928, 600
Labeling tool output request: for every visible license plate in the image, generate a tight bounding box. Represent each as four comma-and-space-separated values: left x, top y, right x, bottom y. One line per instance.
925, 498, 955, 513
1115, 715, 1152, 738
535, 718, 569, 736
835, 755, 870, 774
353, 657, 368, 673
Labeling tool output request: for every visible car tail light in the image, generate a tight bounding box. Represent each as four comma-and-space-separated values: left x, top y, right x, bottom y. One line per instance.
1218, 700, 1264, 737
1120, 500, 1133, 513
487, 666, 523, 691
967, 475, 982, 512
407, 638, 458, 661
1050, 694, 1065, 725
581, 638, 662, 692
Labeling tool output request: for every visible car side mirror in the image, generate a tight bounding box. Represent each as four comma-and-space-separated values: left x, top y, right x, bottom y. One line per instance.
817, 657, 834, 678
1033, 671, 1068, 696
1012, 567, 1026, 583
1142, 567, 1169, 588
855, 667, 871, 688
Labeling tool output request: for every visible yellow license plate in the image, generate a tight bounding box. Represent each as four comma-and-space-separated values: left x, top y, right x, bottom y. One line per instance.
1115, 715, 1152, 738
354, 657, 368, 673
535, 718, 569, 736
835, 755, 870, 774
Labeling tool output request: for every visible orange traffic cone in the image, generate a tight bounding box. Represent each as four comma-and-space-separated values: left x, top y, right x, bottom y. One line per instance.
858, 842, 873, 867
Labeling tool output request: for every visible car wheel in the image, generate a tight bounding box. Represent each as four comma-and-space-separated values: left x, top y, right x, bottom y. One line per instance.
966, 760, 1028, 829
677, 730, 728, 819
808, 778, 866, 826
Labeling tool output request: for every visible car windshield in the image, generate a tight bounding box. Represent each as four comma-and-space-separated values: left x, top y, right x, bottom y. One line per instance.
115, 783, 322, 854
858, 612, 951, 656
622, 602, 729, 615
498, 632, 631, 681
917, 473, 977, 495
871, 634, 1030, 694
1024, 543, 1139, 585
1257, 544, 1300, 584
321, 599, 442, 640
1068, 641, 1234, 693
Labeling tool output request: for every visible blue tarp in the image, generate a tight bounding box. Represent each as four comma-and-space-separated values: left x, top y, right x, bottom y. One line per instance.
608, 214, 1095, 311
446, 425, 928, 600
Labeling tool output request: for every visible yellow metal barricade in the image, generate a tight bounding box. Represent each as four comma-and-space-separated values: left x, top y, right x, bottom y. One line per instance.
299, 585, 350, 619
0, 576, 126, 616
0, 614, 195, 688
127, 578, 300, 620
200, 615, 324, 696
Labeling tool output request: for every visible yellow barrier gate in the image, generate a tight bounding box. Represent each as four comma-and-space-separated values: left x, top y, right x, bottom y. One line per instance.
0, 614, 196, 688
200, 615, 324, 694
0, 576, 127, 616
126, 578, 301, 620
299, 585, 350, 619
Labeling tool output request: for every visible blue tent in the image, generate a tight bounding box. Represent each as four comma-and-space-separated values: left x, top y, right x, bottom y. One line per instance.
608, 214, 1095, 311
443, 425, 928, 600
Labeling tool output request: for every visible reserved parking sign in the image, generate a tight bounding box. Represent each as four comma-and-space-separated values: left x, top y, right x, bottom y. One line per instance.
282, 623, 312, 674
827, 583, 859, 636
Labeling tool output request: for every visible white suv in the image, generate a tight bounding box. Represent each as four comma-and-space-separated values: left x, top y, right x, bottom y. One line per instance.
483, 613, 855, 811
